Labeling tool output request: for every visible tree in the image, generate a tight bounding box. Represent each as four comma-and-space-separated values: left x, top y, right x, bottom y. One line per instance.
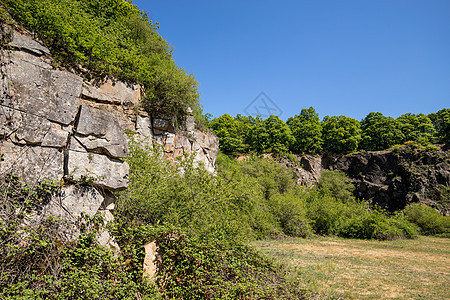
287, 107, 323, 154
210, 114, 245, 154
429, 108, 450, 144
322, 115, 361, 154
360, 112, 404, 151
250, 115, 294, 154
396, 113, 436, 144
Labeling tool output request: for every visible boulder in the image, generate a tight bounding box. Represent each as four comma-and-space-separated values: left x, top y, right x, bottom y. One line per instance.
185, 107, 195, 132
136, 115, 153, 138
96, 229, 121, 257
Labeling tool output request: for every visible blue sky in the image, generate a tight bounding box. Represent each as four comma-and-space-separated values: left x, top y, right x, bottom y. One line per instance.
133, 0, 450, 121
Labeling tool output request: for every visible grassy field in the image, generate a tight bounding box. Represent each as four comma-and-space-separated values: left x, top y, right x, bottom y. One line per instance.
253, 236, 450, 299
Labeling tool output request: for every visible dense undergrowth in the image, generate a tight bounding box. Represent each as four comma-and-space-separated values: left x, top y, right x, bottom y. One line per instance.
1, 0, 201, 123
1, 140, 449, 299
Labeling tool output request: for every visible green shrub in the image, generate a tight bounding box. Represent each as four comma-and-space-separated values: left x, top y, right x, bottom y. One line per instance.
317, 170, 355, 203
114, 223, 310, 299
238, 155, 297, 200
306, 171, 419, 240
3, 0, 200, 121
338, 209, 418, 240
403, 203, 450, 236
0, 177, 156, 299
117, 139, 278, 241
269, 190, 313, 237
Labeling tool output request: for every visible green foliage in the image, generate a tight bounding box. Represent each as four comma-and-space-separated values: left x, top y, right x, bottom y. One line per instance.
118, 139, 277, 240
211, 107, 448, 156
0, 178, 156, 299
250, 115, 295, 154
3, 0, 200, 121
396, 113, 436, 144
429, 108, 450, 144
210, 114, 247, 154
238, 156, 297, 201
338, 209, 419, 240
316, 171, 355, 203
360, 112, 405, 151
402, 203, 450, 236
211, 114, 295, 155
114, 223, 309, 299
304, 171, 419, 240
322, 115, 361, 153
269, 190, 313, 237
287, 107, 323, 154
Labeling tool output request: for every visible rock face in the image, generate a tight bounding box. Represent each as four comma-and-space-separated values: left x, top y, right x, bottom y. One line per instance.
327, 147, 450, 214
283, 147, 450, 214
136, 110, 219, 173
1, 26, 220, 234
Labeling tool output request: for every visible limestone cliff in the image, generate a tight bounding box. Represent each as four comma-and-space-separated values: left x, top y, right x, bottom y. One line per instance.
0, 26, 219, 243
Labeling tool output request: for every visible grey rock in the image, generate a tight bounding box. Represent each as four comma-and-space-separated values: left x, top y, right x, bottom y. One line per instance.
7, 51, 81, 125
41, 124, 70, 148
153, 117, 174, 132
82, 79, 140, 107
96, 229, 120, 257
98, 210, 115, 223
194, 149, 215, 174
99, 190, 117, 210
174, 135, 192, 152
67, 150, 129, 191
13, 112, 52, 145
0, 107, 70, 147
8, 31, 50, 56
136, 115, 153, 138
45, 185, 104, 220
185, 107, 195, 132
0, 141, 64, 184
76, 105, 129, 158
68, 136, 87, 152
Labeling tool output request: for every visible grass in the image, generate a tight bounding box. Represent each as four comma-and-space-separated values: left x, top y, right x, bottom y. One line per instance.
253, 236, 450, 299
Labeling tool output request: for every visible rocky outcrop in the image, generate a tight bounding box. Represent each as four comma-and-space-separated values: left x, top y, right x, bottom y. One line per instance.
0, 27, 219, 249
327, 146, 450, 214
283, 146, 450, 214
135, 111, 219, 173
1, 29, 130, 191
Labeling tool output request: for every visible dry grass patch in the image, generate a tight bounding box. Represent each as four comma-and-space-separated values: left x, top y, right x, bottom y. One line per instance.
253, 236, 450, 299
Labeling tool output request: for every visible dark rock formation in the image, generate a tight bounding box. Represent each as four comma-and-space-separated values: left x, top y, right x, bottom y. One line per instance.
285, 146, 450, 214
327, 146, 450, 214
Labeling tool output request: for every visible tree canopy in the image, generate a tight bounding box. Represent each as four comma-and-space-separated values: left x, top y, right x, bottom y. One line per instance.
360, 112, 404, 151
287, 107, 323, 154
322, 115, 361, 154
210, 107, 448, 156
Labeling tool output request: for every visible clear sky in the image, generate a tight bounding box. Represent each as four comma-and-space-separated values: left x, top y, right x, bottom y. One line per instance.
132, 0, 450, 121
